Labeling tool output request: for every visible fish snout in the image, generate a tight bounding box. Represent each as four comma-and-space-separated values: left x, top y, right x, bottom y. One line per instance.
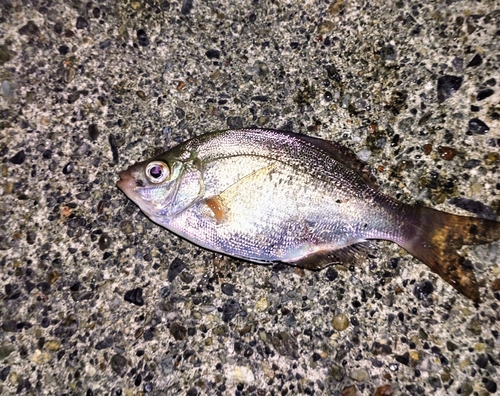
116, 168, 136, 192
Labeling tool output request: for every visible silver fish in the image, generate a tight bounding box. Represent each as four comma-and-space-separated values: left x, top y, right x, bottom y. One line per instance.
117, 129, 500, 302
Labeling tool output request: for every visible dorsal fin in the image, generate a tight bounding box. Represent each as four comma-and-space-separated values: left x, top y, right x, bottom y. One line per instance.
277, 130, 379, 189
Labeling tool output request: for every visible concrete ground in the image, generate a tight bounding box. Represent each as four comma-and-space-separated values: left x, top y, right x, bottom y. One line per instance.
0, 0, 499, 394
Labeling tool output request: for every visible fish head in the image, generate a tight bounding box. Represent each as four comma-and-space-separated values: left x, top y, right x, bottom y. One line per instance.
117, 152, 204, 220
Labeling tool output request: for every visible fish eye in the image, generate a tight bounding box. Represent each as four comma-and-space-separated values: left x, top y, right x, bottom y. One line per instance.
145, 161, 169, 183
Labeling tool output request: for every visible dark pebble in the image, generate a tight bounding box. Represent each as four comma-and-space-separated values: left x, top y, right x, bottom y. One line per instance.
95, 337, 113, 350
2, 320, 18, 332
92, 7, 100, 18
88, 123, 99, 140
252, 95, 269, 102
324, 91, 333, 101
325, 267, 338, 281
325, 64, 341, 81
448, 197, 497, 221
395, 352, 410, 366
76, 16, 88, 29
179, 271, 194, 284
168, 257, 187, 281
477, 88, 494, 101
99, 39, 112, 49
37, 282, 51, 293
18, 20, 39, 36
463, 159, 480, 169
9, 150, 26, 165
206, 49, 221, 59
222, 299, 240, 322
227, 116, 244, 129
175, 107, 185, 119
380, 44, 397, 61
468, 118, 490, 135
221, 283, 235, 296
437, 75, 463, 102
466, 54, 482, 68
98, 233, 112, 250
413, 280, 434, 300
42, 149, 52, 159
25, 280, 35, 293
159, 286, 170, 299
186, 387, 198, 396
54, 21, 63, 34
181, 0, 194, 15
124, 287, 144, 306
26, 230, 36, 245
137, 29, 149, 47
476, 354, 488, 369
59, 45, 70, 55
170, 322, 187, 340
110, 354, 127, 375
485, 78, 496, 86
76, 191, 90, 200
484, 379, 497, 393
108, 134, 119, 164
0, 366, 10, 381
143, 328, 154, 341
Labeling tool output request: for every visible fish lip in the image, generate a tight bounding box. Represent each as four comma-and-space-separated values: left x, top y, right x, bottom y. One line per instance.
116, 168, 135, 192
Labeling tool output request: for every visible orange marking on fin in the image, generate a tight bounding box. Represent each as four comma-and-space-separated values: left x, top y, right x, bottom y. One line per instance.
205, 196, 225, 223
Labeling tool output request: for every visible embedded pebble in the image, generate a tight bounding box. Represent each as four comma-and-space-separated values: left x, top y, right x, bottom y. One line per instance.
332, 313, 349, 331
476, 88, 494, 101
413, 280, 434, 300
255, 297, 269, 311
205, 49, 220, 59
88, 124, 99, 141
466, 54, 482, 67
9, 150, 25, 165
168, 257, 187, 281
120, 220, 134, 234
110, 354, 127, 375
227, 366, 255, 384
98, 233, 112, 250
468, 118, 490, 134
124, 287, 144, 306
221, 282, 235, 296
437, 75, 463, 102
350, 368, 368, 382
438, 146, 458, 160
170, 322, 187, 340
31, 349, 52, 364
222, 299, 240, 322
76, 16, 88, 29
137, 29, 149, 47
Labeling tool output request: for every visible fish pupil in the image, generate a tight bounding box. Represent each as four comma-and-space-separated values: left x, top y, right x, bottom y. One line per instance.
150, 165, 163, 178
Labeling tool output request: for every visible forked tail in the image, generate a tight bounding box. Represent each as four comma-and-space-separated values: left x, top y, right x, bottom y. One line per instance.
399, 205, 500, 303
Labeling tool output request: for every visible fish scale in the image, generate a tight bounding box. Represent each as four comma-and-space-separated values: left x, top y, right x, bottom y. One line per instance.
117, 128, 500, 303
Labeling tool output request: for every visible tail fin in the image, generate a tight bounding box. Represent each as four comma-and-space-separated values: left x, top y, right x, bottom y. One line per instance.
399, 205, 500, 303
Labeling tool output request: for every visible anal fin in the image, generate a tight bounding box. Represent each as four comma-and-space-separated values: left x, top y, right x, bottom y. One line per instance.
286, 243, 372, 270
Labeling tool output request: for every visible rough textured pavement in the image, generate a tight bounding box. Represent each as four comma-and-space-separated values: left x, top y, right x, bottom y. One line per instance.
0, 0, 499, 394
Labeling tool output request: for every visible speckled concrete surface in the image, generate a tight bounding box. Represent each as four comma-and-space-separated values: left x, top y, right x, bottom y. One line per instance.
1, 0, 499, 395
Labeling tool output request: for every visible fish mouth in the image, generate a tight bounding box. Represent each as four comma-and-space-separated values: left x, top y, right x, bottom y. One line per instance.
116, 168, 136, 193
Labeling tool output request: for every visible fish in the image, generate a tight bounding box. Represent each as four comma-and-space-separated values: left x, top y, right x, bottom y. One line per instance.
117, 128, 500, 303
